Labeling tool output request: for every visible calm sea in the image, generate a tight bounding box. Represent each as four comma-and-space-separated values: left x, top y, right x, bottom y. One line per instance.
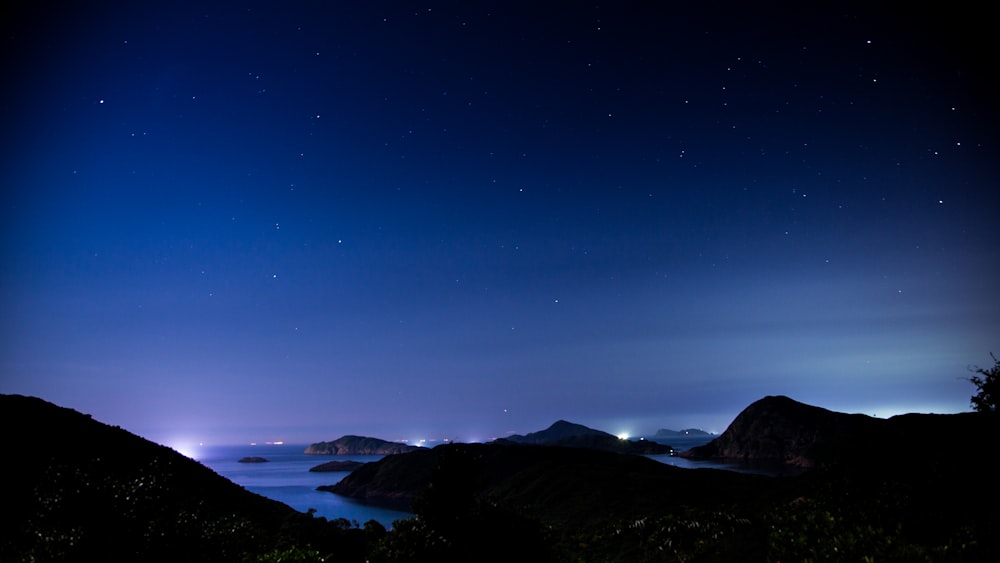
193, 436, 776, 528
194, 443, 414, 528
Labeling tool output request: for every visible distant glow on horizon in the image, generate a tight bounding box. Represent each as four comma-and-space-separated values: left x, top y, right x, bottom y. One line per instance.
856, 402, 967, 419
167, 440, 199, 459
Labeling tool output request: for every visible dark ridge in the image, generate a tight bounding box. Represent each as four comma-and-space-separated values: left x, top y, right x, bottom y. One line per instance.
309, 460, 367, 472
497, 419, 674, 455
0, 394, 373, 562
324, 441, 781, 527
318, 448, 440, 511
654, 428, 711, 437
502, 419, 613, 443
680, 395, 998, 474
681, 394, 880, 467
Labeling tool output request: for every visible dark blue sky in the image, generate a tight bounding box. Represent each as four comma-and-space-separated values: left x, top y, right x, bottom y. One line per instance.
3, 2, 998, 448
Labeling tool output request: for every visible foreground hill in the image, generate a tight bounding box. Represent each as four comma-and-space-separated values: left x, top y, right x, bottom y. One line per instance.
0, 394, 374, 562
305, 435, 419, 455
681, 395, 995, 474
324, 441, 779, 527
497, 419, 674, 455
681, 395, 880, 468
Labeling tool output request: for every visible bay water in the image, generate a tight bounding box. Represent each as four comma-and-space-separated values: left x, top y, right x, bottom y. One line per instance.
192, 435, 776, 528
194, 443, 414, 528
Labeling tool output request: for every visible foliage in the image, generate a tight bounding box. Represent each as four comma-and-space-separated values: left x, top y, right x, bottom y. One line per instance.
252, 545, 329, 562
7, 457, 275, 562
561, 510, 762, 563
968, 352, 1000, 413
368, 505, 553, 563
4, 451, 377, 562
762, 477, 997, 563
765, 497, 919, 562
366, 445, 554, 562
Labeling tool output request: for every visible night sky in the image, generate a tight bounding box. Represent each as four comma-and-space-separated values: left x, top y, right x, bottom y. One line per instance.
2, 2, 998, 448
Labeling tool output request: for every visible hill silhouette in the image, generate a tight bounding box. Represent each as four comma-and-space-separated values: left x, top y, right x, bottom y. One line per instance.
502, 419, 611, 443
654, 427, 711, 437
681, 395, 880, 467
497, 419, 673, 454
0, 394, 376, 562
682, 395, 996, 475
326, 440, 779, 526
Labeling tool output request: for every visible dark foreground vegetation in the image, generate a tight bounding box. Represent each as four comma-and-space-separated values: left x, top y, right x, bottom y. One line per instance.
2, 393, 998, 562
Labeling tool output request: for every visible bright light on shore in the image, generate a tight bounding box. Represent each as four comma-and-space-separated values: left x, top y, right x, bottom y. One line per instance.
617, 433, 629, 440
168, 441, 198, 459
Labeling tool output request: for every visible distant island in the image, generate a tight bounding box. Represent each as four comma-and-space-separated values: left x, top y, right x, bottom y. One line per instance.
309, 460, 367, 472
305, 435, 419, 455
654, 427, 711, 437
238, 456, 269, 463
497, 419, 674, 455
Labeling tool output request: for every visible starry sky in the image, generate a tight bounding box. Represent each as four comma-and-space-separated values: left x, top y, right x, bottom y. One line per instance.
2, 2, 998, 448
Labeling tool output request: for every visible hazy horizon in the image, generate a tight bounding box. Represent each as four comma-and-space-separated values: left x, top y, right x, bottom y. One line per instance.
78, 392, 975, 452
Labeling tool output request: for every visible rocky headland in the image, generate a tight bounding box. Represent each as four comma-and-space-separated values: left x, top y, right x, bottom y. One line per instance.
680, 395, 878, 467
309, 460, 367, 472
305, 435, 419, 455
679, 394, 994, 473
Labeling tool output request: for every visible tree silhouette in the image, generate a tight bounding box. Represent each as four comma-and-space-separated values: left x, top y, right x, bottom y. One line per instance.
968, 353, 999, 413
